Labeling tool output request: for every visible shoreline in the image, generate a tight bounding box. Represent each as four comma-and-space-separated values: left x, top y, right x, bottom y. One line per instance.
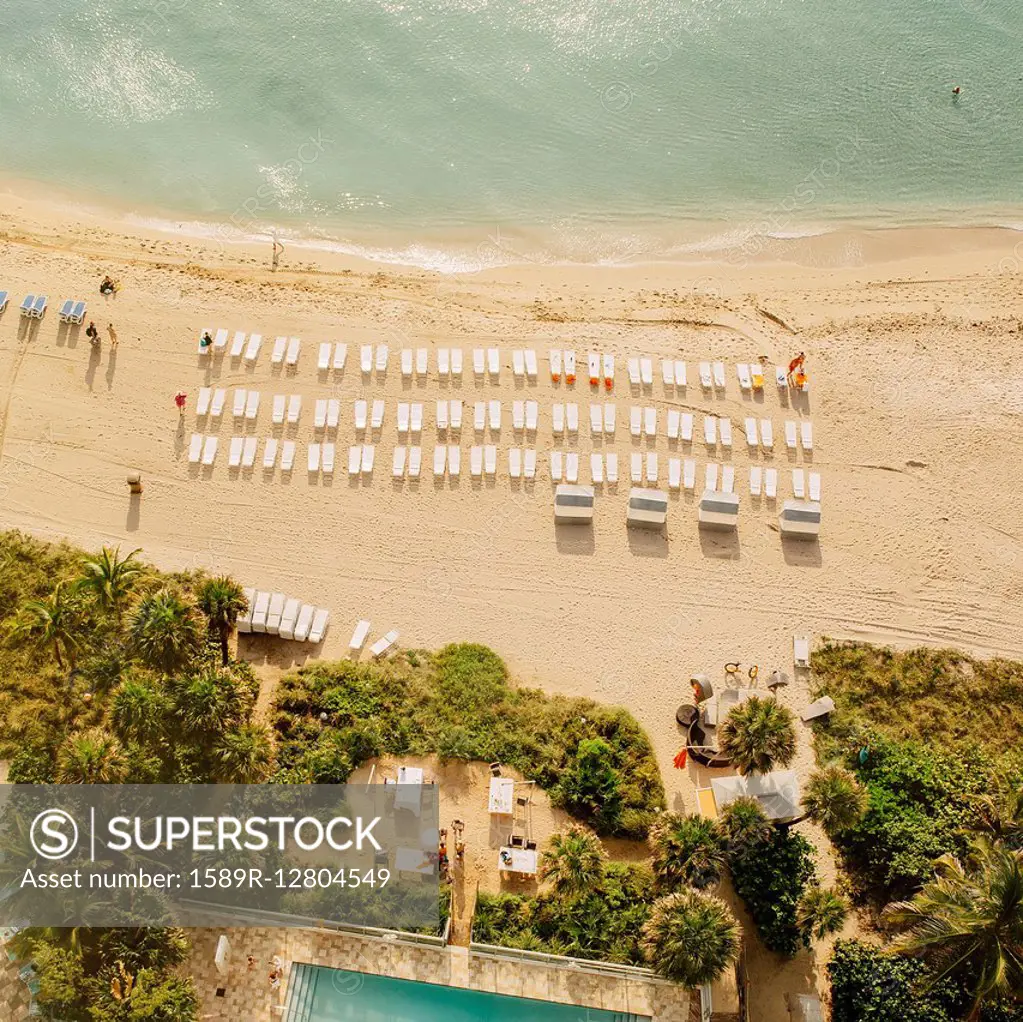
3, 174, 1023, 276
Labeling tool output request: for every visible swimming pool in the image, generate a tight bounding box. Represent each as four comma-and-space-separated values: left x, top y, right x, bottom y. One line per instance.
284, 963, 646, 1022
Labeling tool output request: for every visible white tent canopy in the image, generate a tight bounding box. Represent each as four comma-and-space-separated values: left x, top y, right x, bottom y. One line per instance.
779, 499, 821, 538
554, 484, 594, 523
626, 487, 668, 528
711, 769, 802, 822
698, 490, 739, 530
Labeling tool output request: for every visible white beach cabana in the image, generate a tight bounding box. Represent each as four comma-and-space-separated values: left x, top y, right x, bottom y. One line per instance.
698, 489, 739, 530
553, 483, 594, 524
779, 499, 821, 538
488, 777, 515, 815
626, 487, 668, 529
710, 770, 802, 823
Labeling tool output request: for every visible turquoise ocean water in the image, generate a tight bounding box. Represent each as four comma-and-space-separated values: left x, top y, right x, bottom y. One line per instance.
0, 0, 1020, 269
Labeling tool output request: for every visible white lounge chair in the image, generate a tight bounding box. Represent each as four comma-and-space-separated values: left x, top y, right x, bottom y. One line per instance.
263, 438, 278, 469
285, 337, 301, 367
401, 348, 413, 377
749, 466, 762, 496
809, 472, 821, 501
552, 403, 564, 434
470, 446, 483, 477
318, 342, 331, 370
604, 403, 616, 435
376, 344, 389, 373
322, 443, 335, 475
210, 389, 226, 418
760, 419, 774, 450
309, 608, 330, 644
563, 350, 576, 383
315, 400, 327, 430
392, 446, 406, 478
448, 445, 460, 477
242, 437, 257, 467
644, 407, 656, 437
451, 348, 463, 377
549, 349, 562, 382
668, 457, 681, 490
683, 458, 695, 489
765, 467, 777, 499
474, 401, 486, 432
793, 635, 810, 667
438, 348, 450, 376
397, 403, 410, 434
705, 463, 718, 491
699, 362, 712, 388
776, 365, 788, 387
370, 630, 399, 658
361, 445, 375, 475
792, 468, 805, 499
566, 403, 578, 433
680, 413, 694, 442
279, 599, 300, 640
627, 358, 640, 385
308, 443, 321, 473
509, 448, 522, 478
197, 387, 212, 417
785, 421, 798, 449
450, 400, 463, 430
646, 452, 658, 482
348, 445, 361, 475
674, 360, 686, 387
58, 299, 74, 322
720, 418, 732, 447
513, 401, 524, 431
438, 400, 450, 431
667, 409, 680, 439
745, 417, 758, 446
590, 404, 602, 434
188, 434, 202, 463
408, 447, 422, 478
713, 361, 726, 389
251, 592, 270, 633
630, 452, 642, 483
473, 348, 485, 375
214, 327, 228, 352
801, 422, 813, 451
550, 451, 563, 481
333, 342, 347, 370
565, 452, 579, 483
433, 446, 446, 477
484, 445, 497, 476
524, 448, 536, 479
737, 363, 752, 390
287, 394, 301, 425
349, 619, 371, 651
513, 350, 525, 378
661, 360, 674, 386
721, 465, 734, 493
294, 604, 314, 642
410, 403, 423, 434
525, 400, 538, 432
587, 352, 600, 385
590, 453, 603, 483
245, 334, 262, 363
603, 353, 614, 388
281, 441, 296, 471
70, 299, 85, 323
271, 336, 287, 364
416, 348, 428, 376
630, 406, 641, 437
488, 400, 501, 431
487, 347, 500, 378
606, 452, 618, 483
228, 437, 243, 467
640, 358, 653, 386
327, 399, 340, 429
232, 389, 247, 417
354, 400, 367, 431
230, 331, 246, 358
245, 391, 260, 421
361, 345, 373, 373
20, 295, 35, 317
371, 399, 384, 429
525, 350, 538, 379
704, 416, 717, 445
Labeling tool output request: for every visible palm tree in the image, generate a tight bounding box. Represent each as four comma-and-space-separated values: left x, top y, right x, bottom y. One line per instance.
196, 576, 248, 666
129, 588, 202, 673
802, 764, 869, 836
717, 796, 773, 858
215, 724, 273, 782
78, 546, 144, 620
642, 890, 741, 987
539, 828, 607, 900
56, 728, 127, 783
649, 812, 726, 890
11, 581, 81, 671
172, 671, 240, 735
111, 678, 169, 743
971, 787, 1023, 850
796, 884, 848, 941
884, 840, 1023, 1021
718, 696, 797, 777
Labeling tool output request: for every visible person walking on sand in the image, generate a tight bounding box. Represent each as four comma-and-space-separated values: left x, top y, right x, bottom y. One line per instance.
175, 391, 187, 415
271, 238, 284, 271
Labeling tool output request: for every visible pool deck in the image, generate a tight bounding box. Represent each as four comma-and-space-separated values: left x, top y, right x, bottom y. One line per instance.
185, 926, 694, 1021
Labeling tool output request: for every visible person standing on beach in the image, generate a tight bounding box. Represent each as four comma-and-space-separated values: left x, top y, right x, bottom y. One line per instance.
175, 391, 187, 415
85, 321, 98, 345
271, 238, 284, 271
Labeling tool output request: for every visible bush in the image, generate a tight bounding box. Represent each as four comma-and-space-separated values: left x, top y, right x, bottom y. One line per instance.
649, 813, 725, 891
729, 828, 816, 957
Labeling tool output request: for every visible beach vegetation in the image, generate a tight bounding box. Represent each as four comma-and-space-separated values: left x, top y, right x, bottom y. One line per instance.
719, 695, 797, 777
802, 763, 870, 837
649, 812, 726, 891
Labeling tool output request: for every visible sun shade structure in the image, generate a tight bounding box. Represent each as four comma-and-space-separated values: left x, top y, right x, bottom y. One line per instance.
710, 769, 802, 822
698, 489, 739, 530
553, 484, 594, 523
626, 487, 668, 528
779, 499, 821, 538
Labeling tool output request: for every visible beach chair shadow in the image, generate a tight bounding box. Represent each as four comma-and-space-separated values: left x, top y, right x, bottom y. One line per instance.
125, 492, 141, 533
697, 528, 739, 561
627, 527, 668, 558
555, 524, 594, 556
781, 535, 822, 568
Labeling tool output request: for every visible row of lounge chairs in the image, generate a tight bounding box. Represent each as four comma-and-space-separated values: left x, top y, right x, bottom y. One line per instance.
16, 294, 48, 319
238, 588, 328, 643
348, 620, 399, 658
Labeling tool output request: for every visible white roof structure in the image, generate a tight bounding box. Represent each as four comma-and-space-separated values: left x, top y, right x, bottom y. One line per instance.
554, 484, 594, 523
626, 487, 668, 528
779, 499, 821, 538
711, 769, 802, 822
698, 489, 739, 530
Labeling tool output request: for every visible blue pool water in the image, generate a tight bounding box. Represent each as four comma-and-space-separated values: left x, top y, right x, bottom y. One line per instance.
285, 963, 645, 1022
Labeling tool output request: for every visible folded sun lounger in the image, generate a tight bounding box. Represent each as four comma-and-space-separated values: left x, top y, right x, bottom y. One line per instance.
410, 403, 423, 434
513, 350, 525, 378
793, 635, 810, 667
321, 443, 335, 475
438, 348, 450, 376
524, 448, 536, 479
699, 362, 712, 388
604, 403, 616, 435
760, 419, 774, 450
349, 619, 371, 651
484, 445, 497, 476
565, 452, 579, 483
681, 413, 693, 442
294, 604, 314, 642
566, 403, 578, 433
661, 359, 674, 386
646, 452, 658, 482
488, 347, 500, 378
188, 434, 202, 463
470, 446, 483, 477
713, 361, 726, 389
263, 438, 278, 469
281, 441, 296, 471
549, 349, 562, 383
631, 452, 642, 483
360, 345, 373, 373
473, 401, 486, 432
376, 344, 389, 372
640, 358, 653, 386
401, 348, 413, 377
231, 331, 246, 358
397, 403, 410, 434
361, 445, 375, 475
590, 453, 603, 483
704, 416, 717, 445
251, 592, 270, 632
308, 443, 321, 473
354, 400, 367, 431
408, 447, 422, 477
525, 400, 538, 432
327, 399, 340, 429
245, 334, 262, 363
448, 445, 460, 477
433, 445, 446, 477
287, 394, 301, 424
801, 422, 813, 451
451, 348, 463, 377
683, 458, 695, 489
737, 363, 752, 390
450, 400, 463, 430
705, 463, 718, 491
525, 349, 538, 379
333, 342, 347, 370
285, 337, 300, 367
590, 404, 602, 434
550, 451, 562, 481
392, 446, 406, 478
242, 437, 257, 467
210, 388, 227, 418
667, 409, 680, 439
272, 336, 287, 364
278, 598, 300, 640
488, 400, 501, 431
750, 466, 762, 496
809, 471, 821, 502
513, 401, 524, 431
606, 452, 618, 483
213, 327, 228, 352
371, 399, 384, 429
792, 468, 805, 499
245, 391, 259, 421
228, 437, 244, 468
630, 406, 641, 437
347, 446, 360, 475
232, 389, 247, 417
721, 464, 734, 493
509, 447, 522, 479
644, 407, 656, 437
719, 418, 732, 447
473, 348, 485, 375
552, 403, 564, 434
745, 417, 758, 446
318, 342, 331, 370
416, 348, 428, 376
785, 421, 798, 449
765, 467, 777, 498
370, 630, 399, 658
668, 457, 680, 490
674, 360, 686, 387
309, 608, 329, 644
438, 399, 450, 431
197, 387, 212, 417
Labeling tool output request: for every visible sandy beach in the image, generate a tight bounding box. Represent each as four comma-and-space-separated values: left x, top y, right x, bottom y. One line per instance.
2, 187, 1023, 1015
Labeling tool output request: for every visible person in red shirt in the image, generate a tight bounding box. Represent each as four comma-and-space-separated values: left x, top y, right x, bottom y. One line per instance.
174, 391, 187, 414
